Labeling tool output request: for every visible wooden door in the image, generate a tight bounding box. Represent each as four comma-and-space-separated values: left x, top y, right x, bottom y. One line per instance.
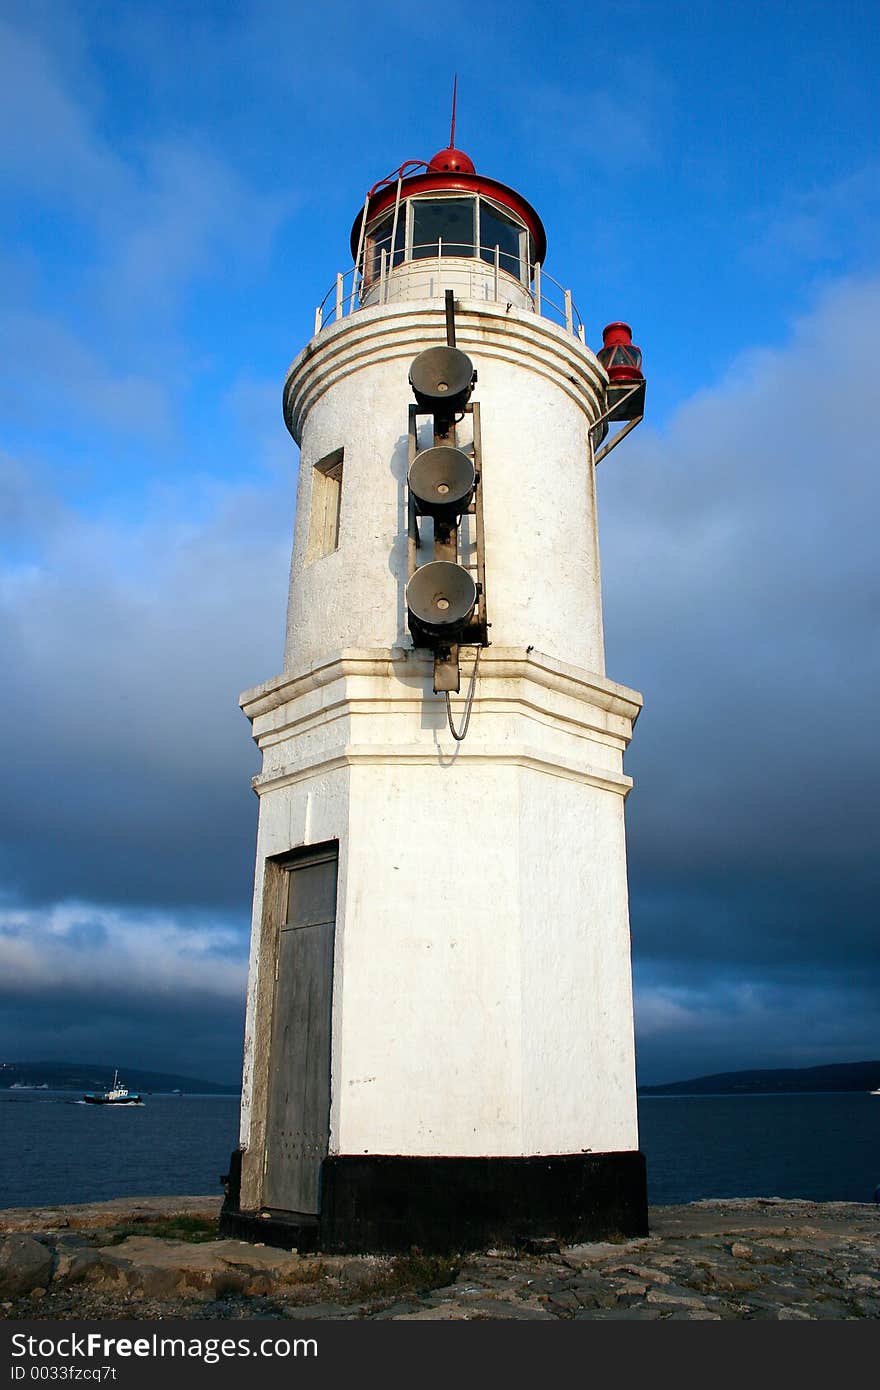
264, 845, 337, 1214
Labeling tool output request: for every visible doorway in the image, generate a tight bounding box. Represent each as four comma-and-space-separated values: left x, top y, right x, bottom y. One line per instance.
263, 842, 338, 1213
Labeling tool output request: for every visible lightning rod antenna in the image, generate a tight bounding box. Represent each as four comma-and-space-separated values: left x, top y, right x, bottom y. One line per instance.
449, 74, 458, 148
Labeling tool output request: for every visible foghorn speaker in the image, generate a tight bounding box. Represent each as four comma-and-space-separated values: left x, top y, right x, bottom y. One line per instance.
406, 561, 476, 640
409, 346, 475, 415
409, 446, 475, 520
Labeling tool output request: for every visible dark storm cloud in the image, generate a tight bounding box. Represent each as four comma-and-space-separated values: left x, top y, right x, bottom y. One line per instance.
596, 276, 880, 1075
0, 995, 244, 1086
0, 902, 248, 1083
629, 867, 878, 974
0, 459, 292, 910
634, 936, 880, 1070
1, 276, 877, 1082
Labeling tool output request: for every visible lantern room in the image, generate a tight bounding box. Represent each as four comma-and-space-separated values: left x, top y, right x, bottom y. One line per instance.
352, 147, 547, 313
309, 137, 647, 465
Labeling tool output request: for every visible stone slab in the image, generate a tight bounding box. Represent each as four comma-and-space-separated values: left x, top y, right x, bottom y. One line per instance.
0, 1198, 876, 1321
0, 1196, 223, 1234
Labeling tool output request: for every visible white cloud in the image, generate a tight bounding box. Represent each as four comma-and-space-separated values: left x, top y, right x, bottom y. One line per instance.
0, 16, 126, 213
745, 162, 880, 270
102, 138, 290, 319
0, 14, 290, 328
2, 312, 172, 436
521, 60, 673, 175
0, 900, 246, 1004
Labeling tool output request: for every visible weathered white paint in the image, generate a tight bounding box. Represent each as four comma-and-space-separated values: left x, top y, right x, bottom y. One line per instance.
238, 272, 642, 1197
238, 645, 641, 1166
282, 300, 608, 677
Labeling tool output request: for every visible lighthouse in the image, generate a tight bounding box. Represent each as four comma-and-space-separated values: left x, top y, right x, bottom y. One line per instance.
221, 133, 648, 1252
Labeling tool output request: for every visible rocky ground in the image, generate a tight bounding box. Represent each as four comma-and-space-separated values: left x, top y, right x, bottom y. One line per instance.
0, 1196, 878, 1320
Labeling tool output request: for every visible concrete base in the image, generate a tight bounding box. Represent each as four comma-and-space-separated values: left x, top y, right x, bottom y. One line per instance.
220, 1148, 648, 1254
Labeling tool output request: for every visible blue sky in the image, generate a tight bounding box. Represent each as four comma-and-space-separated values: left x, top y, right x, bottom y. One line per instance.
1, 0, 878, 1085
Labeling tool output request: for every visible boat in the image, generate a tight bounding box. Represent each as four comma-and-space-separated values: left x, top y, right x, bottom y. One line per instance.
870, 1088, 880, 1096
83, 1070, 144, 1105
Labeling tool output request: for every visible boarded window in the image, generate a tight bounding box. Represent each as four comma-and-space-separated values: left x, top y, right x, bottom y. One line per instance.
306, 450, 343, 562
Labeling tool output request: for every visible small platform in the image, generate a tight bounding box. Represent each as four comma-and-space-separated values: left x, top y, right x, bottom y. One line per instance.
606, 378, 646, 422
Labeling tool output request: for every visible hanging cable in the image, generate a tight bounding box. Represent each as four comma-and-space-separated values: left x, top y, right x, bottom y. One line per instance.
445, 646, 481, 741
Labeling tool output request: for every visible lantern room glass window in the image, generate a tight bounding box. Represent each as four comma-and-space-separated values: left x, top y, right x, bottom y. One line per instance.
368, 212, 405, 280
478, 201, 523, 277
364, 194, 531, 286
411, 197, 475, 260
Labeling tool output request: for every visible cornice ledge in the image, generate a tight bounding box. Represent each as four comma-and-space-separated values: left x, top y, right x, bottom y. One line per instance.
252, 741, 634, 799
240, 647, 643, 723
287, 299, 603, 390
284, 300, 606, 442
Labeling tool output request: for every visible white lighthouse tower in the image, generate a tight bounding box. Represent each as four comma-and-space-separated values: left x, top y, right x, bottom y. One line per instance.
222, 133, 648, 1252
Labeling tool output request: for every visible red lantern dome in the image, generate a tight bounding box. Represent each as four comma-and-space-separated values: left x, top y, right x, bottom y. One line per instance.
427, 146, 476, 175
597, 322, 643, 383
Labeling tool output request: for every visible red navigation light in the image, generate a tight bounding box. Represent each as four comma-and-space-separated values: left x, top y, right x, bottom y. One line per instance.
598, 322, 643, 383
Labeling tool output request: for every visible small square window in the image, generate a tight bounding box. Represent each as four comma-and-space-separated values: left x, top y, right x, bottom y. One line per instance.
306, 450, 343, 562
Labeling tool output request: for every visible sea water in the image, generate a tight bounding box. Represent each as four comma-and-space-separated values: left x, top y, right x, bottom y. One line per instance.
0, 1094, 240, 1209
1, 1091, 878, 1210
639, 1092, 880, 1204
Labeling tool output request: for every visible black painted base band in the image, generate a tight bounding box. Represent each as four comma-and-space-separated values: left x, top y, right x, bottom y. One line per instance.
220, 1148, 648, 1254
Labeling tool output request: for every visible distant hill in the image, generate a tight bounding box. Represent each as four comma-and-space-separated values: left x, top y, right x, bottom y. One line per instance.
639, 1060, 880, 1096
0, 1062, 238, 1095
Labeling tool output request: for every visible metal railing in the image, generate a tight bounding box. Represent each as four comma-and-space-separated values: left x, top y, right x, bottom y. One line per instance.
313, 243, 586, 342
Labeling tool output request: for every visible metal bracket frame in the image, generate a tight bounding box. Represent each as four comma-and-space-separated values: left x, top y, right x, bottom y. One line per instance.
589, 382, 645, 466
